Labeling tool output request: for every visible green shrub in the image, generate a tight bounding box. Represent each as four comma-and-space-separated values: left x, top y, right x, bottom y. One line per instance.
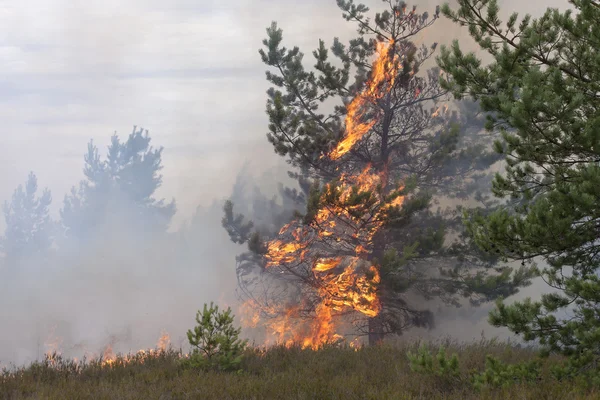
473, 355, 541, 390
408, 344, 543, 391
182, 302, 248, 372
407, 344, 460, 382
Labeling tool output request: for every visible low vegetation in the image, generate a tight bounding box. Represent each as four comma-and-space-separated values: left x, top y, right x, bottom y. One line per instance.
182, 302, 247, 372
1, 338, 597, 400
3, 301, 597, 399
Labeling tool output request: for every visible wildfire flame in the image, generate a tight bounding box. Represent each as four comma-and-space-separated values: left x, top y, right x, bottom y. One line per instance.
99, 332, 172, 367
330, 40, 400, 161
247, 38, 407, 349
41, 331, 173, 368
43, 325, 63, 367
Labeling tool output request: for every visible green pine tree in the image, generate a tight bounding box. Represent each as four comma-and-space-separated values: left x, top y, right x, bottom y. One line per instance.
185, 302, 248, 372
1, 172, 53, 267
224, 0, 532, 346
60, 126, 176, 244
437, 0, 600, 374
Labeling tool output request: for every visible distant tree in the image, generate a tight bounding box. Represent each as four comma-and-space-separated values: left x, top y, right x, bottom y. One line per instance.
1, 172, 53, 265
438, 0, 600, 375
224, 0, 533, 347
60, 126, 176, 244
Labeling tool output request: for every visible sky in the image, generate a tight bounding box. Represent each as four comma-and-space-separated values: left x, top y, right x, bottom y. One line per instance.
0, 0, 349, 226
0, 0, 572, 365
0, 0, 568, 225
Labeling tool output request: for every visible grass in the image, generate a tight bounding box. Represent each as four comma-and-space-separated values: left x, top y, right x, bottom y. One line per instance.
1, 339, 597, 400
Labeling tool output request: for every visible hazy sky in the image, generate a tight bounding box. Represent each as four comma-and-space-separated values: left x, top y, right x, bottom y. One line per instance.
0, 0, 568, 227
0, 0, 346, 226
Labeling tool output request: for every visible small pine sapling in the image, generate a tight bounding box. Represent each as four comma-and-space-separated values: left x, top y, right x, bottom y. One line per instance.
184, 302, 248, 372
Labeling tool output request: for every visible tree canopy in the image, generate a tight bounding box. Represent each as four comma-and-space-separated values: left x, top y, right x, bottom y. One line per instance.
60, 126, 176, 244
1, 172, 53, 266
438, 0, 600, 374
224, 0, 533, 347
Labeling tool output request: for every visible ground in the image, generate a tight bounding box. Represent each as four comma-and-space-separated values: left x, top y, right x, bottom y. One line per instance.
1, 339, 597, 400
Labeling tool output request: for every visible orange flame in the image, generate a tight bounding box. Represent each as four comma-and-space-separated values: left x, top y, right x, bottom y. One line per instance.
157, 332, 171, 352
43, 325, 63, 367
246, 37, 407, 350
330, 40, 401, 160
34, 330, 179, 372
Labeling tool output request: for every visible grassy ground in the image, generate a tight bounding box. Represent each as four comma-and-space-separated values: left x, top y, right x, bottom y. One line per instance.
1, 339, 597, 400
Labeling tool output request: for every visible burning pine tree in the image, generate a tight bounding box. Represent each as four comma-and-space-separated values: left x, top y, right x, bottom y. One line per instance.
223, 0, 534, 348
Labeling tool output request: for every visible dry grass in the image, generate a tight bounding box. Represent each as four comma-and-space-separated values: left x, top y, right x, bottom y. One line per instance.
1, 339, 597, 400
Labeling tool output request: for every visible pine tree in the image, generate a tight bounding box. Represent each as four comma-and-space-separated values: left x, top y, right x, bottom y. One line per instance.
437, 0, 600, 373
224, 0, 532, 346
60, 126, 176, 244
1, 172, 53, 266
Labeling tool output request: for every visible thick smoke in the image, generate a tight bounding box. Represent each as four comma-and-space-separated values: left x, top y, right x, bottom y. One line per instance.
0, 0, 569, 367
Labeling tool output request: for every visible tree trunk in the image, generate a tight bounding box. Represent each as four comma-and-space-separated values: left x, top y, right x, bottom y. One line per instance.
367, 93, 393, 346
367, 230, 386, 346
368, 314, 385, 346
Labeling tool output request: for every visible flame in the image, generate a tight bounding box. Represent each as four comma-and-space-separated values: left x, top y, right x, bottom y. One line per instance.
97, 332, 173, 367
245, 37, 407, 350
40, 330, 174, 368
314, 257, 343, 272
43, 325, 63, 367
157, 332, 170, 352
330, 40, 401, 160
265, 240, 308, 267
431, 103, 449, 118
44, 326, 62, 356
101, 344, 116, 366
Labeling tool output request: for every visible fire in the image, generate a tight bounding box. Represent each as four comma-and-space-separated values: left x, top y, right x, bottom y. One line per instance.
314, 257, 343, 272
157, 332, 171, 352
101, 344, 116, 366
265, 240, 308, 267
431, 104, 449, 118
330, 40, 400, 160
247, 37, 407, 349
99, 332, 172, 367
43, 325, 63, 367
40, 330, 173, 368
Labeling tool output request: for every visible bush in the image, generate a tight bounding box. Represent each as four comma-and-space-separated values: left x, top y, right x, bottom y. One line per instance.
408, 344, 543, 391
407, 344, 461, 384
473, 355, 541, 390
182, 302, 248, 372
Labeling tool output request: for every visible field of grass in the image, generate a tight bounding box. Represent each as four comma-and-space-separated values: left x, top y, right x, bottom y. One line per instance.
1, 339, 598, 400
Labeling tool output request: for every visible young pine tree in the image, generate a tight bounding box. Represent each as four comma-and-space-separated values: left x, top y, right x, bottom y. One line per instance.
60, 126, 176, 244
1, 172, 53, 267
224, 0, 532, 346
438, 0, 600, 374
185, 302, 248, 372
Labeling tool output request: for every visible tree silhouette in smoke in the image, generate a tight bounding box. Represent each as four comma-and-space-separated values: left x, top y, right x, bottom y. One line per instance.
60, 126, 176, 245
1, 172, 53, 267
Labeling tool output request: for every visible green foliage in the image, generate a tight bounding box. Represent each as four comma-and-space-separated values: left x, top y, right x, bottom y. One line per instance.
222, 200, 254, 245
408, 343, 542, 391
438, 0, 600, 373
472, 355, 541, 390
1, 172, 53, 265
407, 344, 460, 382
182, 302, 248, 372
60, 126, 176, 241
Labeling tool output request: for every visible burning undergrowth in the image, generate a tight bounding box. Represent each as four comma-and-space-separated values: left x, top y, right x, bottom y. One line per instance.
40, 331, 174, 369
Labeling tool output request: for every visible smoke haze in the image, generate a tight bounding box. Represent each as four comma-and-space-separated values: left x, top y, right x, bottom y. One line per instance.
0, 0, 569, 366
